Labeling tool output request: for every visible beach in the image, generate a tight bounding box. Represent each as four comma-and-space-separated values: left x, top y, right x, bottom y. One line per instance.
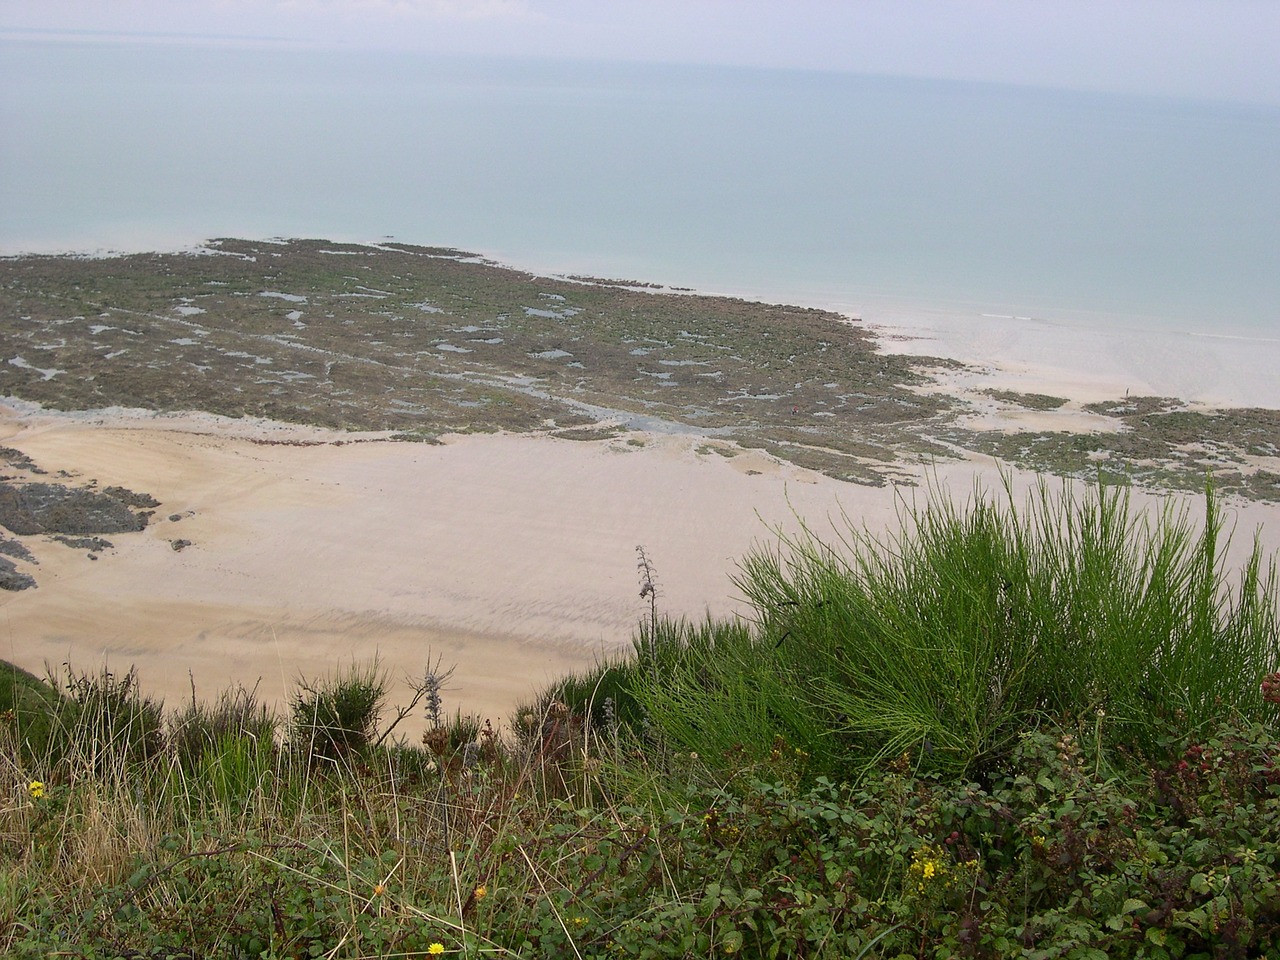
4, 328, 1280, 738
2, 235, 1279, 737
0, 402, 919, 732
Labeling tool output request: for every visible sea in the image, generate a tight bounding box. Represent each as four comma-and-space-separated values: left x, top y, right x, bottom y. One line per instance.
3, 36, 1280, 403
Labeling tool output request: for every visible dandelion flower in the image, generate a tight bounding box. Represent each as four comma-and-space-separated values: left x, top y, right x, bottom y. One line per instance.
27, 781, 45, 800
473, 884, 487, 900
372, 883, 385, 896
428, 944, 445, 956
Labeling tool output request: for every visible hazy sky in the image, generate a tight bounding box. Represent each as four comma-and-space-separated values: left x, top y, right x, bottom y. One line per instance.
3, 0, 1279, 106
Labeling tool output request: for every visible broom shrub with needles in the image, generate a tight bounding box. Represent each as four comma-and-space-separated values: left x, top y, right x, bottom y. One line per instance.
633, 477, 1280, 781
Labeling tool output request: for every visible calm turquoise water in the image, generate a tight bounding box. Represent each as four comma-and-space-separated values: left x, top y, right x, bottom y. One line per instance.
3, 40, 1278, 337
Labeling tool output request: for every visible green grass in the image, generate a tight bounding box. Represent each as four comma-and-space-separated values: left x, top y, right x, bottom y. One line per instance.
0, 661, 67, 766
3, 477, 1280, 958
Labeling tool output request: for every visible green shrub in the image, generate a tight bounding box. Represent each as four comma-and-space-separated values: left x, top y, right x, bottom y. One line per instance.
0, 660, 66, 767
289, 661, 387, 763
628, 614, 837, 772
631, 478, 1279, 782
530, 660, 637, 735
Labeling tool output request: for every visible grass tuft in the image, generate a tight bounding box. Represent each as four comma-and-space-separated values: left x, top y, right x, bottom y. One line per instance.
289, 660, 388, 764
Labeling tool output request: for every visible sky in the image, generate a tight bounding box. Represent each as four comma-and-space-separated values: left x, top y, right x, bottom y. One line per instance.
2, 0, 1279, 106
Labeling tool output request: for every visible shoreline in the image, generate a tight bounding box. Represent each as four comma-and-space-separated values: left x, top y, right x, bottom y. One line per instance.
863, 310, 1280, 411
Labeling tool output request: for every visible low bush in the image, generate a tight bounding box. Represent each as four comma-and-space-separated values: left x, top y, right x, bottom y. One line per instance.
289, 660, 388, 763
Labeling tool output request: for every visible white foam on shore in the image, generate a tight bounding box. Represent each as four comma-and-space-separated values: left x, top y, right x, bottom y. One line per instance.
858, 304, 1280, 411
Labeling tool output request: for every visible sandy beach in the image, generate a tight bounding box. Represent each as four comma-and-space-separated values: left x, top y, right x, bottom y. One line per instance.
0, 403, 931, 733
4, 330, 1280, 739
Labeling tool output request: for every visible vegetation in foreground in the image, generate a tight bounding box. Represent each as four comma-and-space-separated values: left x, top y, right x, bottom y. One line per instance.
4, 479, 1280, 958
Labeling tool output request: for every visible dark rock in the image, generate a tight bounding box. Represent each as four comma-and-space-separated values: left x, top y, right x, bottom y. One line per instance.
171, 539, 192, 551
0, 481, 155, 536
52, 535, 114, 552
0, 557, 36, 591
169, 513, 183, 522
0, 537, 36, 563
0, 446, 44, 474
103, 485, 161, 509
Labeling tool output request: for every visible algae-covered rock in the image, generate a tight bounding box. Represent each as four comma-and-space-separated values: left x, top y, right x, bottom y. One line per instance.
0, 482, 155, 536
0, 556, 35, 591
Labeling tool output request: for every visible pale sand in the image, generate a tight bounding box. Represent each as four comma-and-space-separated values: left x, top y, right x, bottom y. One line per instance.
0, 405, 934, 735
2, 393, 1278, 740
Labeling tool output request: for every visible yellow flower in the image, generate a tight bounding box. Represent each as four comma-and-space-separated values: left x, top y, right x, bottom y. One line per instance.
473, 884, 487, 900
571, 916, 588, 928
428, 944, 445, 956
372, 883, 385, 896
28, 781, 45, 800
908, 844, 948, 893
